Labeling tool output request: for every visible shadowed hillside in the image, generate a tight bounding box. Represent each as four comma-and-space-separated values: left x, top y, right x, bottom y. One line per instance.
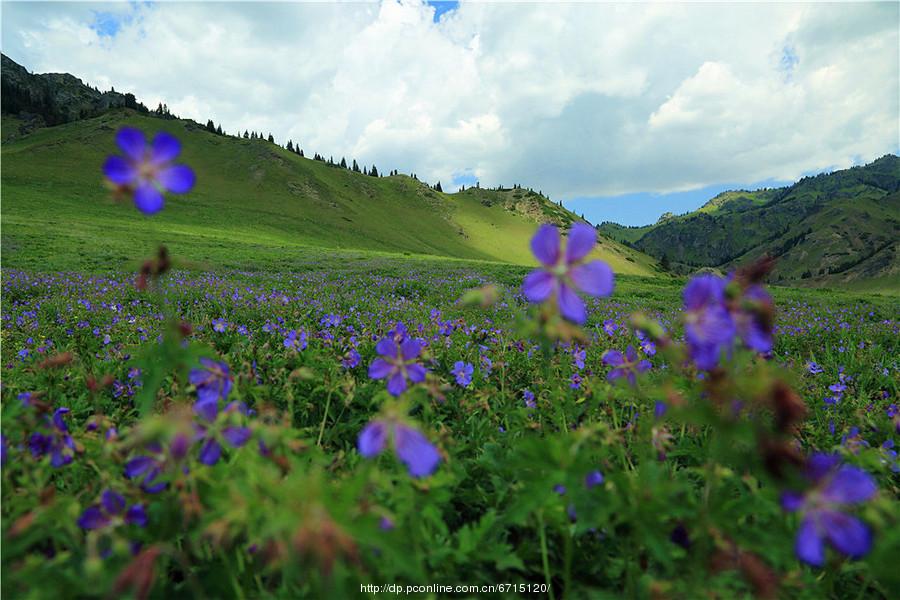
598, 157, 900, 288
0, 110, 660, 275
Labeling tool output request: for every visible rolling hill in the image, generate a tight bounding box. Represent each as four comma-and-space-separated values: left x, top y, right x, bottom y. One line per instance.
598, 157, 900, 288
0, 55, 659, 276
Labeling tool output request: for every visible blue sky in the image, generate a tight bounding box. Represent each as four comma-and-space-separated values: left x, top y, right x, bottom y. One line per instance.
427, 1, 458, 23
3, 1, 896, 227
564, 179, 791, 227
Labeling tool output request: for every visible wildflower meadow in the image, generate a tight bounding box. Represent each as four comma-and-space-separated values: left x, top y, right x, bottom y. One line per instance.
2, 128, 898, 599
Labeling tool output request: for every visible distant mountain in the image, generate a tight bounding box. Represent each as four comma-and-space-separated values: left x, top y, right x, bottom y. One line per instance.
598, 156, 900, 288
1, 55, 660, 275
0, 54, 151, 139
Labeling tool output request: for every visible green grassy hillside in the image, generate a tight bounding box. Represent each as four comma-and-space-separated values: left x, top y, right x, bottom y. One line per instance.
599, 156, 900, 288
1, 110, 660, 275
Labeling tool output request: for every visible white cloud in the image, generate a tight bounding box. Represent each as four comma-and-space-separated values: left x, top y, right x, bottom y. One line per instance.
2, 0, 897, 199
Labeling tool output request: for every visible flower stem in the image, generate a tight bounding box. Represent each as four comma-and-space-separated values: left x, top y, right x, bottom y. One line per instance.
538, 510, 556, 600
316, 389, 333, 447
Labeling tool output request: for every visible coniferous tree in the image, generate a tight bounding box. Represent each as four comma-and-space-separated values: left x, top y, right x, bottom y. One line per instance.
243, 130, 249, 139
216, 124, 223, 135
299, 149, 304, 157
267, 133, 274, 143
370, 165, 378, 177
434, 181, 443, 192
287, 140, 294, 152
206, 119, 216, 133
352, 159, 360, 173
340, 157, 347, 169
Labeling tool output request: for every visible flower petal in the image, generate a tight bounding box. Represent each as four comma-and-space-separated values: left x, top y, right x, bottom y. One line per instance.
124, 456, 155, 479
77, 506, 109, 530
199, 438, 222, 466
400, 338, 422, 361
821, 510, 872, 559
375, 338, 399, 358
683, 274, 725, 311
222, 426, 252, 448
368, 358, 393, 380
558, 283, 587, 324
386, 371, 408, 397
393, 423, 441, 478
358, 421, 388, 457
156, 164, 195, 194
602, 349, 624, 367
530, 224, 560, 266
523, 270, 555, 303
565, 223, 596, 263
822, 465, 877, 505
101, 490, 126, 514
406, 363, 427, 383
795, 516, 825, 567
116, 127, 146, 159
103, 155, 138, 185
194, 396, 219, 423
151, 131, 181, 163
569, 261, 614, 297
125, 504, 149, 527
133, 182, 164, 215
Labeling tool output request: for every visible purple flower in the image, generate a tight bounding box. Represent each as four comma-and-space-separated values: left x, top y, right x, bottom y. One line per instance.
781, 453, 876, 566
358, 419, 440, 478
522, 224, 614, 324
211, 318, 228, 333
189, 358, 232, 422
341, 348, 361, 369
807, 361, 824, 375
602, 346, 651, 386
78, 490, 147, 530
682, 274, 735, 371
123, 451, 168, 494
283, 329, 308, 351
584, 470, 604, 488
451, 361, 474, 387
573, 348, 586, 370
523, 389, 536, 409
102, 127, 195, 214
368, 338, 428, 397
28, 407, 75, 467
196, 422, 252, 467
729, 283, 774, 353
603, 319, 619, 336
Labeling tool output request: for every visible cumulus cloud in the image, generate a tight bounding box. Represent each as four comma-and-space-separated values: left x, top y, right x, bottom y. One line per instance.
2, 0, 896, 199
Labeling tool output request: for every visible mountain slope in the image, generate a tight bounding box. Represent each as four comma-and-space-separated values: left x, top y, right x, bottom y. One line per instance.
0, 110, 660, 275
598, 156, 900, 287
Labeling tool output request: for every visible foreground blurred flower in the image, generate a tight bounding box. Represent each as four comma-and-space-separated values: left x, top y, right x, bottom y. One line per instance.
781, 453, 876, 566
683, 274, 735, 370
603, 346, 651, 386
358, 418, 440, 478
522, 223, 614, 324
368, 338, 427, 397
103, 127, 195, 214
